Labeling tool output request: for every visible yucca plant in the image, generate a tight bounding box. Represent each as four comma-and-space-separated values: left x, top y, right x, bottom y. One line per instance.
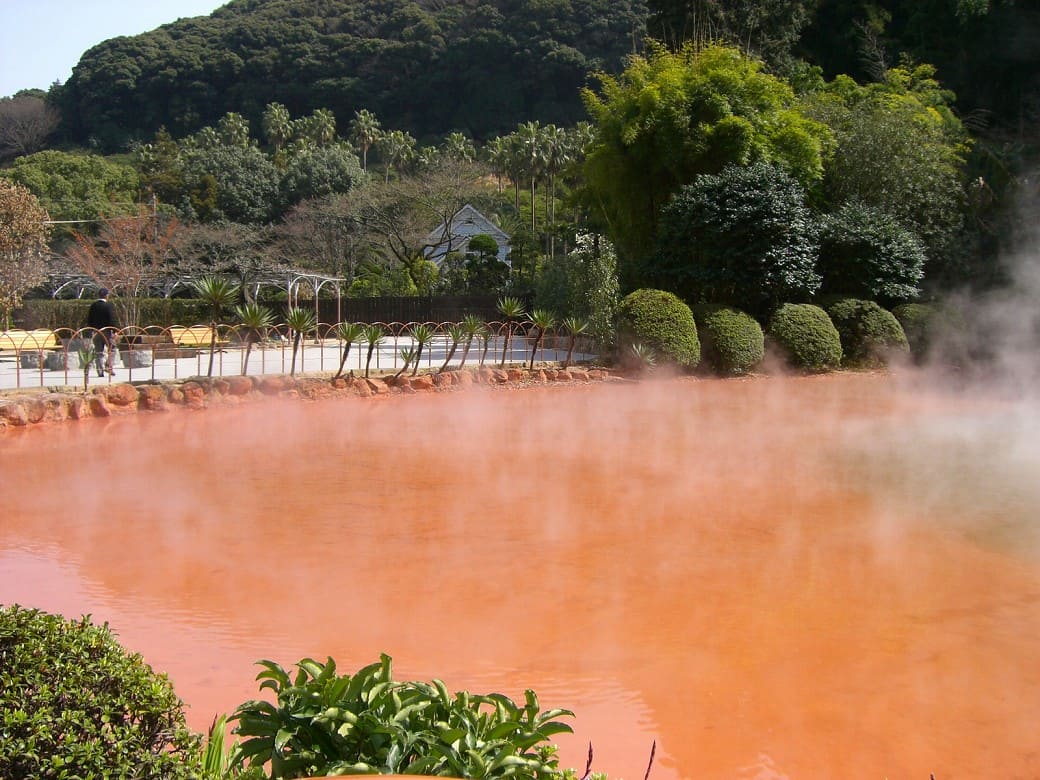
527, 308, 557, 369
395, 346, 417, 378
362, 324, 385, 378
234, 302, 275, 376
627, 342, 657, 373
562, 316, 590, 368
457, 313, 484, 369
77, 344, 95, 392
192, 275, 241, 377
286, 307, 317, 376
332, 321, 365, 380
439, 322, 468, 372
408, 323, 434, 376
477, 323, 492, 366
497, 295, 527, 367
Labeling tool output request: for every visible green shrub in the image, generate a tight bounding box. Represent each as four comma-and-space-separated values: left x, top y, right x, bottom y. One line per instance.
817, 201, 926, 303
616, 288, 700, 368
230, 654, 573, 779
891, 302, 941, 359
15, 298, 216, 330
0, 605, 200, 779
824, 297, 910, 367
766, 303, 843, 372
691, 304, 764, 375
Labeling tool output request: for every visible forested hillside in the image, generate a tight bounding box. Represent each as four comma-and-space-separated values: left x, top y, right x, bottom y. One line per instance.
45, 0, 1040, 156
56, 0, 647, 149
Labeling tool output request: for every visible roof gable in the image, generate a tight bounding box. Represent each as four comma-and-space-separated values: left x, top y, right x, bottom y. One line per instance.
426, 204, 510, 245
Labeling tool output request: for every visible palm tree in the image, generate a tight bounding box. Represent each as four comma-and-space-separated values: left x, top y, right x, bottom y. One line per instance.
439, 322, 468, 372
234, 301, 275, 376
562, 316, 590, 367
457, 313, 484, 368
310, 108, 337, 147
332, 321, 365, 380
526, 309, 557, 369
362, 324, 385, 378
217, 112, 251, 147
350, 109, 382, 171
377, 129, 416, 183
441, 131, 475, 162
541, 124, 571, 258
408, 323, 434, 377
286, 307, 317, 376
497, 296, 527, 368
193, 275, 241, 377
484, 136, 510, 193
515, 120, 544, 232
261, 102, 294, 152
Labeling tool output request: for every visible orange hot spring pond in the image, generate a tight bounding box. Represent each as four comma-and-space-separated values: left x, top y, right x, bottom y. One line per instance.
3, 372, 1040, 779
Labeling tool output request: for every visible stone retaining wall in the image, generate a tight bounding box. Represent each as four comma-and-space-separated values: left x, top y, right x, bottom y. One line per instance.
0, 366, 620, 432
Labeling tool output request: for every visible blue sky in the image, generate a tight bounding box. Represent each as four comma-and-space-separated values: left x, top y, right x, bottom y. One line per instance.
0, 1, 228, 97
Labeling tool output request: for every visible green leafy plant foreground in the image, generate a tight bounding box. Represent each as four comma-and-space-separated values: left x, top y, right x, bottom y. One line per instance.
0, 604, 201, 779
229, 653, 574, 779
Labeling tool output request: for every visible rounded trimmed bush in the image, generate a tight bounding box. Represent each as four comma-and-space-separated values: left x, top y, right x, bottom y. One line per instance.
766, 303, 843, 372
824, 297, 910, 367
891, 302, 940, 359
616, 289, 700, 368
692, 304, 765, 375
0, 605, 201, 779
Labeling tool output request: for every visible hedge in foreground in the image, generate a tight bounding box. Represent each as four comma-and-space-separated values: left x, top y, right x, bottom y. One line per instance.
616, 289, 700, 369
824, 298, 909, 367
692, 304, 764, 375
766, 303, 843, 372
0, 605, 201, 778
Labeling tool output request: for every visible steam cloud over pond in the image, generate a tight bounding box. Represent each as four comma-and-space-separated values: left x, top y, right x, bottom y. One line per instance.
3, 372, 1040, 779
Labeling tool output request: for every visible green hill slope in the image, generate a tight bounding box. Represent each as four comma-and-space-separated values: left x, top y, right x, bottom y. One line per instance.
58, 0, 647, 149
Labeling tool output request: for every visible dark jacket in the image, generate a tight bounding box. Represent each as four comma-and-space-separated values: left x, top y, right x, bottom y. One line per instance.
87, 298, 118, 331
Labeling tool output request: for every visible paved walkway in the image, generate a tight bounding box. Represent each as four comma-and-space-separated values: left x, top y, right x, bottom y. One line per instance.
0, 336, 584, 391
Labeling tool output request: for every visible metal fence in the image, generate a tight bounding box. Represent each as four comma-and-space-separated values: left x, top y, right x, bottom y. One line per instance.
319, 294, 529, 324
0, 321, 599, 391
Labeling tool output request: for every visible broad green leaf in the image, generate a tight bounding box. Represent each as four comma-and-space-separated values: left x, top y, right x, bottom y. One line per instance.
274, 727, 295, 752
487, 720, 522, 740
536, 721, 574, 737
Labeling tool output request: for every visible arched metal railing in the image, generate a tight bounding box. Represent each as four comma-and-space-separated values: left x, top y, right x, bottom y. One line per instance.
0, 320, 599, 390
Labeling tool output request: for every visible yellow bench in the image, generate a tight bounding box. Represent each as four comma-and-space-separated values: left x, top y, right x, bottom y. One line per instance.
0, 329, 60, 351
169, 326, 226, 347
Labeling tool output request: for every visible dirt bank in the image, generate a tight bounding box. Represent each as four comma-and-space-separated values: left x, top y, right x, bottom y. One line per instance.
0, 365, 621, 432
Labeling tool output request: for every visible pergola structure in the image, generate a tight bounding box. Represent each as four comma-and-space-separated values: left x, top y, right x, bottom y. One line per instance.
36, 260, 346, 323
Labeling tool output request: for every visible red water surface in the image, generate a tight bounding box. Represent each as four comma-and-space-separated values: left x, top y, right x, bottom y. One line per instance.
3, 373, 1040, 779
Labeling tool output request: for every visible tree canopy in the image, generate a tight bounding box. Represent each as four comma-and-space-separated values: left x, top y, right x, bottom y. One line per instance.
580, 43, 831, 279
0, 179, 50, 326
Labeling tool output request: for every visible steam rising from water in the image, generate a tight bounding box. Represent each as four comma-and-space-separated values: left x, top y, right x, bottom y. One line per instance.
4, 372, 1040, 779
6, 201, 1040, 778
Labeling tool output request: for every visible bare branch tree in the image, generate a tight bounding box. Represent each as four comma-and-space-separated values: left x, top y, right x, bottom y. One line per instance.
172, 222, 288, 302
274, 196, 371, 286
0, 96, 60, 161
350, 157, 489, 285
66, 208, 179, 330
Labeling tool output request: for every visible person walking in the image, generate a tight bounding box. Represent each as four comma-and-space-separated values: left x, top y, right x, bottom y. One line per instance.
87, 288, 118, 377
